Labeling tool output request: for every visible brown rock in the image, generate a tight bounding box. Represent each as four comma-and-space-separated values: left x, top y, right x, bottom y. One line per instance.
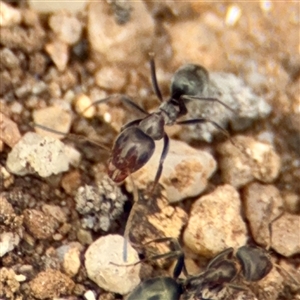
29, 269, 75, 299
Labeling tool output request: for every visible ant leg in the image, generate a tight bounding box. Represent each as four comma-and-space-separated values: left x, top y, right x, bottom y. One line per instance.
143, 237, 187, 278
150, 133, 169, 192
176, 118, 233, 143
82, 94, 149, 116
149, 53, 163, 102
31, 123, 110, 152
123, 175, 140, 262
180, 95, 235, 114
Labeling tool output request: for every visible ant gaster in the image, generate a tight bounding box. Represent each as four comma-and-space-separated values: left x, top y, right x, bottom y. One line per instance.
89, 54, 234, 189
125, 238, 273, 300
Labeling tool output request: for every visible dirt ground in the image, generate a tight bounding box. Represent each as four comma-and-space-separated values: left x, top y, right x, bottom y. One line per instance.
0, 1, 299, 300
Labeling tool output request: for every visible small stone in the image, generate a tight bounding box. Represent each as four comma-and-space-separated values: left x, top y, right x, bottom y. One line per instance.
183, 184, 248, 257
33, 106, 72, 140
0, 232, 21, 257
271, 213, 300, 257
95, 66, 127, 91
85, 234, 140, 295
42, 204, 67, 223
49, 12, 82, 45
23, 209, 59, 240
243, 182, 284, 247
0, 112, 21, 147
28, 0, 88, 13
74, 93, 95, 118
88, 1, 154, 65
283, 192, 300, 214
127, 189, 188, 264
217, 135, 281, 188
61, 170, 82, 195
6, 132, 70, 177
75, 176, 127, 232
77, 229, 93, 245
29, 269, 75, 299
0, 48, 20, 69
0, 1, 22, 27
0, 268, 20, 299
45, 40, 69, 72
84, 290, 96, 300
127, 138, 217, 203
56, 242, 83, 277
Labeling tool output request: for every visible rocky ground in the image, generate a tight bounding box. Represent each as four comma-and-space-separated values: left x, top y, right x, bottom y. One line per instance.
0, 1, 299, 300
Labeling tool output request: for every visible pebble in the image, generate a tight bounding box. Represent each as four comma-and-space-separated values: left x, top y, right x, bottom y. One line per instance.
49, 12, 82, 45
243, 182, 284, 247
88, 1, 154, 65
0, 268, 20, 299
0, 48, 20, 69
85, 234, 140, 295
29, 269, 75, 299
33, 106, 72, 140
271, 213, 300, 257
217, 135, 281, 188
84, 290, 96, 300
0, 112, 21, 147
23, 209, 59, 240
6, 132, 70, 177
127, 190, 188, 261
56, 242, 83, 277
127, 138, 217, 203
95, 66, 127, 91
0, 232, 21, 257
75, 177, 127, 232
183, 184, 247, 257
28, 0, 88, 13
0, 1, 22, 27
74, 93, 95, 118
45, 40, 69, 72
178, 71, 272, 143
0, 195, 23, 257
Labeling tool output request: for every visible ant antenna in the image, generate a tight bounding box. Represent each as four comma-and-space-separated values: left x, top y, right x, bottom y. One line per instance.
149, 52, 163, 102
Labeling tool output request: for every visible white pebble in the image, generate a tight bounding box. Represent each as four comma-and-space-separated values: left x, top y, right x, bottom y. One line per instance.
0, 1, 21, 27
85, 234, 140, 295
6, 132, 70, 177
127, 138, 217, 203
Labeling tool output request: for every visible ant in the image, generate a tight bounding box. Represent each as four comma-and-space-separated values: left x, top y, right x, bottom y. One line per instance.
84, 54, 234, 191
125, 238, 274, 300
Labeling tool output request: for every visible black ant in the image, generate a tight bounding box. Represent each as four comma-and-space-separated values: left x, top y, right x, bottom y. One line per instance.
125, 238, 274, 300
84, 54, 234, 191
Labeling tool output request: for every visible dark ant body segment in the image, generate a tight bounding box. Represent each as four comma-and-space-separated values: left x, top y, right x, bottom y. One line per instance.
125, 238, 273, 300
87, 55, 234, 190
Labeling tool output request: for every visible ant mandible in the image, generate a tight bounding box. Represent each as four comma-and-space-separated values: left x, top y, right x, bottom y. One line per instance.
88, 54, 234, 190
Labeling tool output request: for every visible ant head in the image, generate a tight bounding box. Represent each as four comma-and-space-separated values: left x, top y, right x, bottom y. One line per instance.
170, 64, 209, 100
236, 246, 273, 282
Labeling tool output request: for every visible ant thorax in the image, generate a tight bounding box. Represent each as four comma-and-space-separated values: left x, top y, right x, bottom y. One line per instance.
158, 100, 181, 126
138, 113, 165, 140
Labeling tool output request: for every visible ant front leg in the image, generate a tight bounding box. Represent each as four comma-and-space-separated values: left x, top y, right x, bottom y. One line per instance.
82, 94, 149, 116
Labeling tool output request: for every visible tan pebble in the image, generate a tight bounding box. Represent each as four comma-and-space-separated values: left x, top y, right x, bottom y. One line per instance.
29, 269, 75, 299
0, 112, 21, 147
74, 94, 95, 118
45, 40, 69, 72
